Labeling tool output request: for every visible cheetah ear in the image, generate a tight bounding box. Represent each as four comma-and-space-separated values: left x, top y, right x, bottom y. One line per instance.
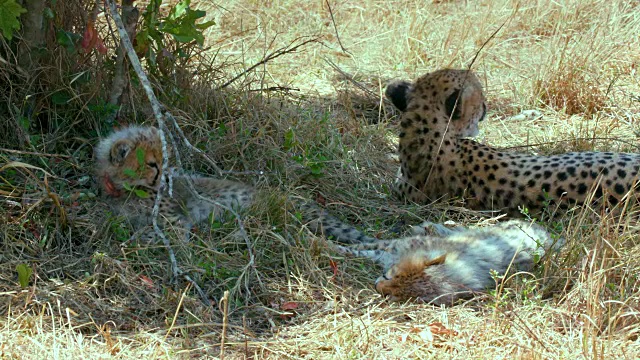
385, 80, 412, 112
444, 89, 462, 120
424, 254, 447, 267
109, 139, 134, 165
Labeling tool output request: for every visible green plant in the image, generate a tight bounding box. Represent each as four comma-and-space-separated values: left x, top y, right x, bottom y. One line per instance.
284, 128, 330, 176
0, 0, 26, 40
107, 213, 132, 243
15, 263, 33, 288
135, 0, 214, 76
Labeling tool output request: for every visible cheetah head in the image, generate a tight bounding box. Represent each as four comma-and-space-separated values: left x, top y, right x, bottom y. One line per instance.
375, 252, 455, 304
94, 126, 164, 197
386, 69, 487, 138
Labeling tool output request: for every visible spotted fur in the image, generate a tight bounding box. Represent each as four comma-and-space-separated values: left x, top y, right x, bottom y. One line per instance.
386, 69, 640, 215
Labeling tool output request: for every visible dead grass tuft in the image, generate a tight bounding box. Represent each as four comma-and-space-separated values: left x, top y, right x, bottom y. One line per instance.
535, 63, 608, 116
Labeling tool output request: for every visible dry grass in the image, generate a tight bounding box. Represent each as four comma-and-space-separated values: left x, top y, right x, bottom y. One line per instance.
2, 0, 640, 358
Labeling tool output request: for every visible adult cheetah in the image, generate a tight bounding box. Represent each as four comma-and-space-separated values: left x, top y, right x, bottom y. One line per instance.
386, 69, 640, 215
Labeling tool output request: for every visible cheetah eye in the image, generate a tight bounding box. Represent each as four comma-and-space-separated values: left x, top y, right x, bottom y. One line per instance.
147, 161, 158, 169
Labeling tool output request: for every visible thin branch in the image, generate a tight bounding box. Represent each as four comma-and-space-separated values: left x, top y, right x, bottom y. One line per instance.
424, 21, 507, 188
107, 0, 261, 302
0, 148, 71, 158
106, 0, 211, 306
501, 137, 640, 151
219, 36, 320, 89
324, 58, 378, 98
247, 86, 300, 93
325, 0, 350, 55
219, 290, 230, 360
165, 112, 224, 176
466, 21, 505, 69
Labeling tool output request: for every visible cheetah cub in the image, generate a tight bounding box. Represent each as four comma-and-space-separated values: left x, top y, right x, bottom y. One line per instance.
386, 69, 640, 216
95, 125, 368, 243
95, 126, 255, 241
333, 220, 557, 305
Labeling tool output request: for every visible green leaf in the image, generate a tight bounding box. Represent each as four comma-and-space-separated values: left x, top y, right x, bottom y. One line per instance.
134, 189, 149, 198
160, 1, 211, 45
0, 0, 27, 40
51, 91, 72, 105
16, 263, 33, 288
136, 147, 145, 167
56, 30, 80, 52
123, 169, 137, 178
123, 183, 149, 198
18, 116, 29, 131
196, 20, 215, 30
88, 102, 119, 124
310, 163, 324, 175
43, 7, 54, 19
283, 128, 295, 150
168, 0, 190, 20
217, 122, 227, 137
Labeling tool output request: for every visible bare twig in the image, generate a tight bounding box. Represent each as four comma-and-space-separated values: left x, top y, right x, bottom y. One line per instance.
325, 0, 351, 55
324, 58, 378, 98
219, 290, 230, 360
165, 112, 224, 176
0, 148, 71, 158
501, 137, 640, 151
219, 36, 320, 89
106, 0, 210, 306
219, 170, 268, 176
424, 21, 507, 188
466, 21, 505, 70
247, 86, 300, 93
107, 0, 260, 304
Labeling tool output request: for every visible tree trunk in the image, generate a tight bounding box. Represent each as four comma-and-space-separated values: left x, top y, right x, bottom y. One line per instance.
108, 0, 139, 123
17, 0, 46, 71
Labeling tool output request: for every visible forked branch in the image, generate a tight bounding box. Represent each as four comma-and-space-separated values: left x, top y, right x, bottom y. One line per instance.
106, 0, 258, 304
